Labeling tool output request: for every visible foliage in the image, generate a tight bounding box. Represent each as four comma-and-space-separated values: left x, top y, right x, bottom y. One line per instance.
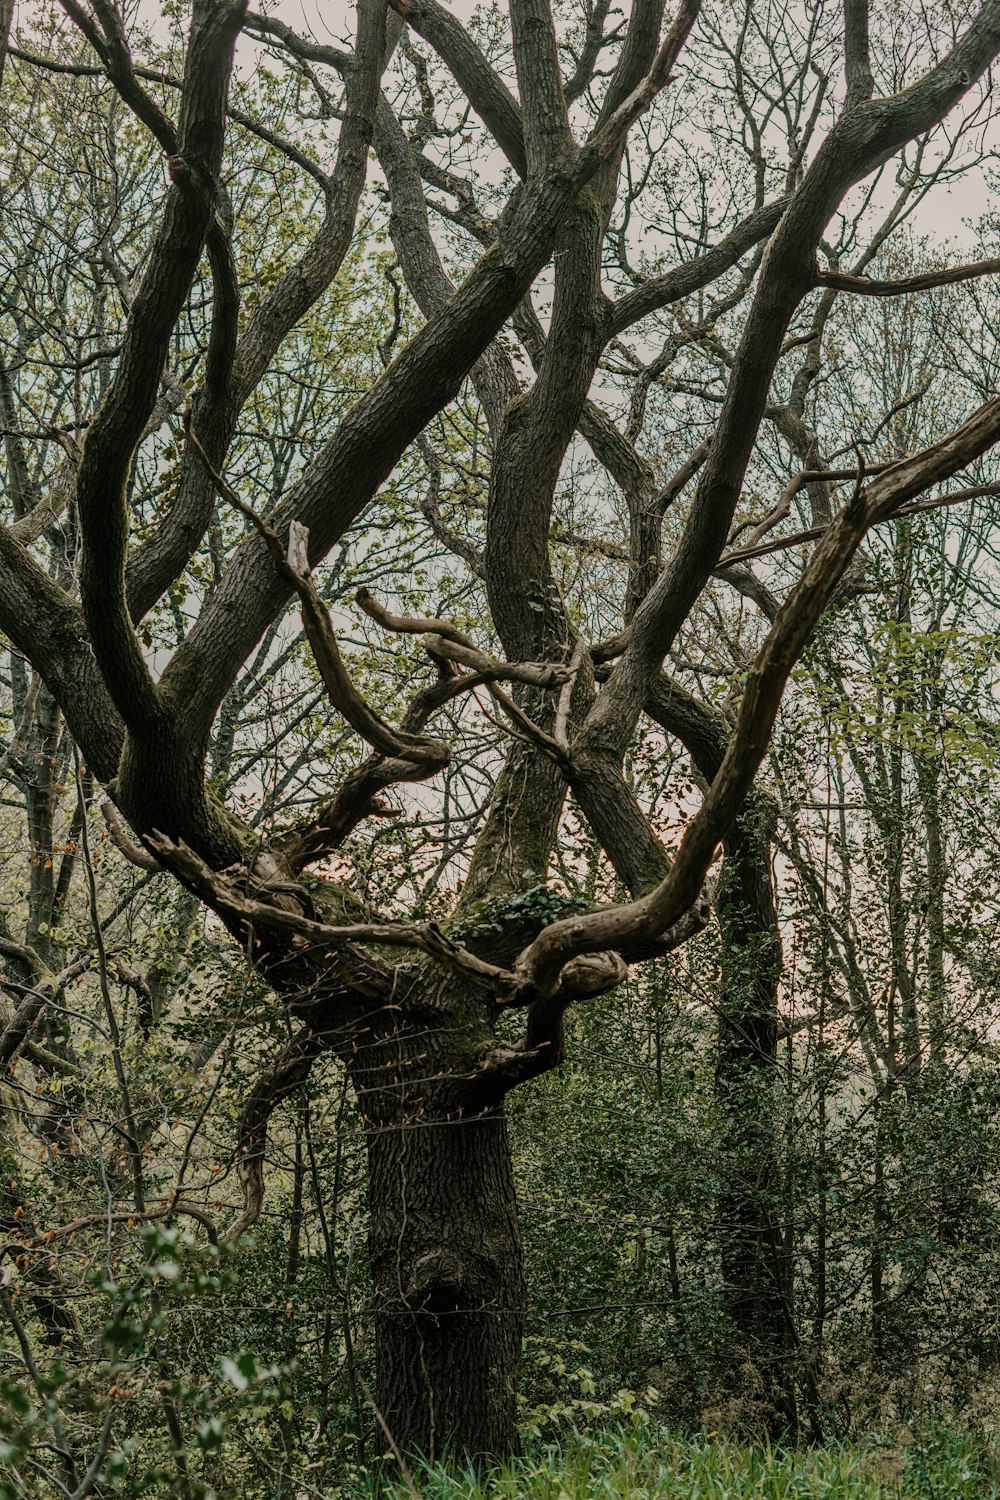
373, 1422, 1000, 1500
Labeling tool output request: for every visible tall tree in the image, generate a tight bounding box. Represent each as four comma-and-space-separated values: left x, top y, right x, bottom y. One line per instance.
4, 0, 1000, 1463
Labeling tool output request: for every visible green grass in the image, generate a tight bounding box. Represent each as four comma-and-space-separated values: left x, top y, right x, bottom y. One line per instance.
372, 1422, 1000, 1499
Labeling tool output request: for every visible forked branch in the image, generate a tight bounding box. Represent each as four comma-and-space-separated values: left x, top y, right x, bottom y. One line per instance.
184, 416, 450, 774
513, 394, 1000, 999
146, 833, 517, 995
358, 586, 575, 768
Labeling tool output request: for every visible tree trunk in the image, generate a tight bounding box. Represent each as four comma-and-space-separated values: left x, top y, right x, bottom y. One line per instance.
643, 679, 795, 1429
715, 796, 797, 1436
350, 1001, 524, 1466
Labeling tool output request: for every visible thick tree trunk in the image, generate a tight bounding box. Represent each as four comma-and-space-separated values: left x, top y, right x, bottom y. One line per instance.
366, 1103, 523, 1463
348, 995, 524, 1465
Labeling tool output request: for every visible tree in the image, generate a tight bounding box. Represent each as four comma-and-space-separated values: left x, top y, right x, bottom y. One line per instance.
4, 0, 1000, 1466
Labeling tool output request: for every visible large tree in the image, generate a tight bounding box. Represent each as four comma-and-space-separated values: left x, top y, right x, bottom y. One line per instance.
4, 0, 1000, 1464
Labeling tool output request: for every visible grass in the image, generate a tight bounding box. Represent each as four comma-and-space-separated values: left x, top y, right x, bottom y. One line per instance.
371, 1421, 1000, 1499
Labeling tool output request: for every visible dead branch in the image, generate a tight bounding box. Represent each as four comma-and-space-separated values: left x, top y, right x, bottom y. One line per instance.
418, 633, 571, 690
553, 637, 586, 750
358, 586, 576, 767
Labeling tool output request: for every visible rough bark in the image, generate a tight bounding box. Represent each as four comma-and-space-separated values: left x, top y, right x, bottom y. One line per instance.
360, 1033, 524, 1462
6, 0, 1000, 1471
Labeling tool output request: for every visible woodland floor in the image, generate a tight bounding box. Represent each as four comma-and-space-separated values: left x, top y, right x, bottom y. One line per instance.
366, 1422, 1000, 1499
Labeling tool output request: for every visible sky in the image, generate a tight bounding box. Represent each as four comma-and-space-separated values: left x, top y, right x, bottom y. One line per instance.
248, 0, 993, 247
12, 0, 994, 246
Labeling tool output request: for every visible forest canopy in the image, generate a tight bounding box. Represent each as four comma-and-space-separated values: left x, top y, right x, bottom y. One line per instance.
4, 0, 1000, 1493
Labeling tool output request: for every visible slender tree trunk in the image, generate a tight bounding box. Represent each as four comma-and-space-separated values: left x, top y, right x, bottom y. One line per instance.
917, 749, 946, 1063
643, 681, 795, 1429
715, 796, 797, 1435
871, 1097, 885, 1367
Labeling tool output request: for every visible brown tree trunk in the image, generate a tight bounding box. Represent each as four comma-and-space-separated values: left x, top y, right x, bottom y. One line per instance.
366, 1105, 523, 1463
349, 1000, 524, 1465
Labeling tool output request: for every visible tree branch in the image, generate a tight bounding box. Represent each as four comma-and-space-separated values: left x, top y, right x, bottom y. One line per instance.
509, 0, 573, 176
100, 801, 163, 873
184, 418, 450, 773
125, 0, 384, 625
607, 195, 787, 336
583, 0, 700, 167
816, 256, 1000, 296
719, 482, 1000, 568
514, 393, 1000, 998
226, 1026, 326, 1241
70, 0, 246, 734
145, 834, 517, 995
574, 0, 1000, 788
0, 956, 92, 1072
843, 0, 874, 108
386, 0, 527, 175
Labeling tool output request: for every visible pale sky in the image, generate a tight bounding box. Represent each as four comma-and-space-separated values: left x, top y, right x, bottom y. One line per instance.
248, 0, 992, 246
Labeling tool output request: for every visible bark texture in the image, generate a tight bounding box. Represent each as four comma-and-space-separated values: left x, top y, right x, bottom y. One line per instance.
6, 0, 1000, 1471
344, 974, 525, 1462
365, 1077, 524, 1460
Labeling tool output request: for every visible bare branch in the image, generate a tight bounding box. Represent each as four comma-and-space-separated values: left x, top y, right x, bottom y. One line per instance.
226, 1026, 326, 1241
184, 420, 449, 773
358, 586, 574, 766
719, 482, 1000, 568
564, 0, 614, 102
284, 523, 450, 770
356, 587, 492, 651
145, 834, 517, 995
554, 638, 586, 751
100, 801, 163, 872
817, 256, 1000, 296
515, 394, 1000, 998
387, 0, 527, 175
584, 0, 701, 167
607, 196, 788, 337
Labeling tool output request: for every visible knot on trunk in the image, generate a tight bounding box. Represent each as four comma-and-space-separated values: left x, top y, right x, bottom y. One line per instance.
406, 1247, 466, 1311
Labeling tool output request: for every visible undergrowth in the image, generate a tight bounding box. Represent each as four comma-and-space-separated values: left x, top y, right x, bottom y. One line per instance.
369, 1421, 1000, 1499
